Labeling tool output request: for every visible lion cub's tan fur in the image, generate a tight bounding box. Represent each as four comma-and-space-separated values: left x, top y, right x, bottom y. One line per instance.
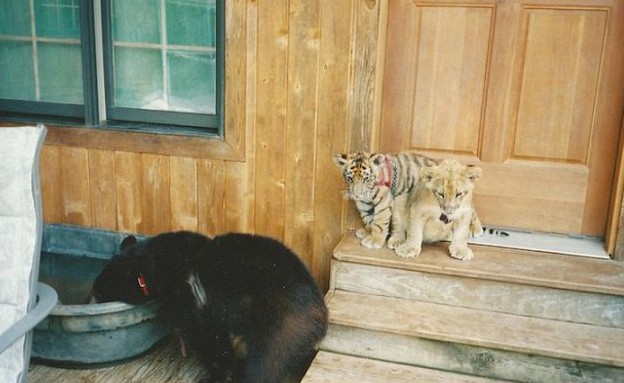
396, 159, 482, 260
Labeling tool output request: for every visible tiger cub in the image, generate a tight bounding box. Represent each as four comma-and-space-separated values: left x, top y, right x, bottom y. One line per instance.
395, 159, 482, 260
333, 151, 437, 249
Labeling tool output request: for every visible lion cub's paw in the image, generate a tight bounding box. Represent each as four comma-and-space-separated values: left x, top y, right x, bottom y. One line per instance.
395, 243, 421, 258
449, 244, 474, 261
361, 234, 385, 249
355, 227, 368, 239
387, 235, 405, 250
469, 217, 484, 238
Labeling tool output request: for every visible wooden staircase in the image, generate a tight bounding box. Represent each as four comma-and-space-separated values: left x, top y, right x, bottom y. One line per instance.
301, 234, 624, 383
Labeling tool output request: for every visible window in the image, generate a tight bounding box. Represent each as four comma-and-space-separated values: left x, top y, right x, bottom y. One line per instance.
0, 0, 224, 137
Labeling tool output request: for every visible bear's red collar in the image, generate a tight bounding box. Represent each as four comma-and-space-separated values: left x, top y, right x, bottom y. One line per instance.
137, 273, 150, 296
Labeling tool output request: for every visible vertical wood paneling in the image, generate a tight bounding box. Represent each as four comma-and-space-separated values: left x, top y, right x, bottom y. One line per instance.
342, 0, 385, 235
60, 146, 92, 225
312, 0, 354, 288
142, 154, 171, 234
254, 0, 289, 239
224, 0, 256, 234
223, 0, 248, 156
115, 151, 143, 233
88, 149, 117, 230
198, 159, 226, 236
169, 156, 198, 231
225, 160, 255, 233
37, 0, 392, 289
348, 0, 381, 152
40, 145, 63, 223
284, 0, 321, 264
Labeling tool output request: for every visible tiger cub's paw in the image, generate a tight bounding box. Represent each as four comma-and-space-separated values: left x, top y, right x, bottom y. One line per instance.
395, 243, 421, 258
361, 234, 385, 249
355, 227, 368, 239
387, 235, 405, 250
449, 244, 474, 261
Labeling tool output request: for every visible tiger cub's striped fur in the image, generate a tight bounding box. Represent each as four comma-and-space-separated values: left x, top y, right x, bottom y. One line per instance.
333, 151, 437, 249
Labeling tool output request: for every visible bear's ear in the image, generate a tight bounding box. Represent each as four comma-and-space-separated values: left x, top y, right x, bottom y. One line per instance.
120, 235, 138, 253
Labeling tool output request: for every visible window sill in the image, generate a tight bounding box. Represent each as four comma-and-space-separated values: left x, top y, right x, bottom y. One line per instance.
0, 122, 246, 161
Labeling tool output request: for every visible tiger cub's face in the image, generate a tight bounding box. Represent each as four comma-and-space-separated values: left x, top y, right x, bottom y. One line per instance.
420, 159, 482, 222
333, 152, 385, 200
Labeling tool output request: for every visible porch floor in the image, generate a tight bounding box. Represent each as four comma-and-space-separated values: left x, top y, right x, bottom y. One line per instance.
27, 335, 206, 383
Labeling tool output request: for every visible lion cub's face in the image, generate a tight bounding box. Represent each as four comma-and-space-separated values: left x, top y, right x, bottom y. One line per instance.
420, 159, 482, 222
333, 152, 385, 200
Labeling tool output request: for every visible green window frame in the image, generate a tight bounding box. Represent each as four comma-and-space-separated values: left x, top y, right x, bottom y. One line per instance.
0, 0, 224, 137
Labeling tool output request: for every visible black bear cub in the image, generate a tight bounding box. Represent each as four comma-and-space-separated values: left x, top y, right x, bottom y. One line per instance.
91, 231, 328, 383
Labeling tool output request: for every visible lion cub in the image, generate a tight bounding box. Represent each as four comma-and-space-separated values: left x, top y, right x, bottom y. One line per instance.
395, 159, 482, 260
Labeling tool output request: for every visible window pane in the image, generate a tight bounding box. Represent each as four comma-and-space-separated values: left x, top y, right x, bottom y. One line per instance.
35, 0, 81, 39
0, 0, 83, 105
113, 46, 163, 108
38, 42, 83, 103
166, 0, 215, 47
112, 0, 161, 44
168, 50, 215, 114
110, 0, 217, 114
0, 41, 35, 100
0, 0, 31, 36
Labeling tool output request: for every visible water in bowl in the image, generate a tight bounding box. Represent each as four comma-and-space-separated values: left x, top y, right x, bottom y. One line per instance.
39, 252, 109, 305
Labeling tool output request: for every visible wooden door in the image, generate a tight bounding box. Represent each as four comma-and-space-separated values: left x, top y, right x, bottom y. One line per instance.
380, 0, 624, 237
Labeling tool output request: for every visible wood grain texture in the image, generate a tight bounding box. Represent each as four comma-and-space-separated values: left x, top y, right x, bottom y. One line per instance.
28, 336, 206, 383
88, 149, 117, 230
380, 0, 624, 236
332, 260, 624, 328
302, 351, 509, 383
326, 290, 624, 367
114, 151, 143, 233
60, 146, 92, 225
141, 154, 171, 235
198, 159, 226, 236
283, 0, 321, 266
410, 5, 493, 157
224, 0, 256, 234
322, 324, 624, 383
253, 0, 289, 240
334, 233, 624, 296
348, 0, 381, 152
40, 145, 63, 223
311, 0, 354, 286
169, 156, 199, 232
33, 0, 376, 288
26, 0, 624, 298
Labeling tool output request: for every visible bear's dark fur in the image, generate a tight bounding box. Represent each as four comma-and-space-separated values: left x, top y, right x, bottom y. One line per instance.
91, 231, 328, 383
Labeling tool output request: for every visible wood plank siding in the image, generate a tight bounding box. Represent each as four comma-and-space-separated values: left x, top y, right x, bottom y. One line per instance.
27, 0, 387, 290
5, 0, 624, 294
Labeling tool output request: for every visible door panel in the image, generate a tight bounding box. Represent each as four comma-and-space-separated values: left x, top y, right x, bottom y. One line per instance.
513, 9, 606, 164
410, 6, 493, 157
380, 0, 624, 236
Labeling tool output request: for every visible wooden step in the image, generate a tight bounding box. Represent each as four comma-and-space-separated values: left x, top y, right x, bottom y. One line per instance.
333, 233, 624, 296
325, 290, 624, 367
320, 290, 624, 382
321, 324, 624, 383
331, 260, 624, 328
301, 351, 511, 383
